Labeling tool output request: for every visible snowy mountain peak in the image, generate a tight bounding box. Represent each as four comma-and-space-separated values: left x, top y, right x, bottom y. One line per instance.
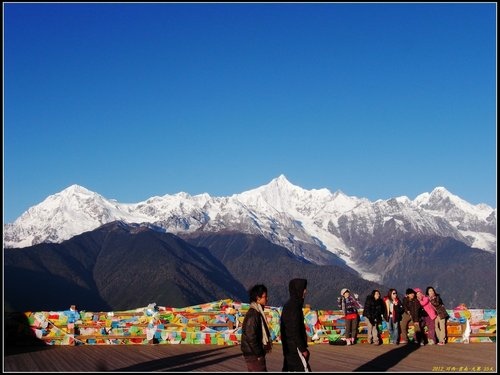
61, 184, 95, 195
266, 174, 302, 193
415, 187, 491, 216
4, 176, 496, 263
50, 184, 106, 203
275, 173, 291, 184
432, 186, 449, 193
19, 184, 103, 223
236, 175, 304, 212
428, 186, 459, 204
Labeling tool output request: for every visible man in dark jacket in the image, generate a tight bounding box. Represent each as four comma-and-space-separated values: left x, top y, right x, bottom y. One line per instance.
400, 288, 423, 344
241, 284, 272, 371
280, 278, 311, 372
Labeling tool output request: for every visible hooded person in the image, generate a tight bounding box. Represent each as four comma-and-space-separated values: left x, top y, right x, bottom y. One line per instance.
280, 278, 311, 372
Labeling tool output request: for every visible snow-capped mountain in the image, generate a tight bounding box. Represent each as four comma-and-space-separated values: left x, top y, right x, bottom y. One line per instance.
4, 175, 496, 282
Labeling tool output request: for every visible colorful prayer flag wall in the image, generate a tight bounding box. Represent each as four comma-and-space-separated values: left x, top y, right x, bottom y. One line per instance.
22, 300, 496, 346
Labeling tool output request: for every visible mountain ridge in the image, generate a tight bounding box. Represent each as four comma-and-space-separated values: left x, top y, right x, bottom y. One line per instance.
4, 176, 496, 285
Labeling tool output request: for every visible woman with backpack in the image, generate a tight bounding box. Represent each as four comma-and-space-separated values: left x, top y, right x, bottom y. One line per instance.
338, 288, 362, 345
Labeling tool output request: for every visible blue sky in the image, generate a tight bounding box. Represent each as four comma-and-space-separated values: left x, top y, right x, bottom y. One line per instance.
3, 3, 497, 223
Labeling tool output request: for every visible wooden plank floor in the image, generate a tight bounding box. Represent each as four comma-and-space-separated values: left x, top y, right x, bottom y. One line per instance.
4, 342, 496, 372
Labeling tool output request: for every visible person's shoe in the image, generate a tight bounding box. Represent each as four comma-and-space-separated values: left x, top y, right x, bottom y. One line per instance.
428, 339, 435, 345
346, 340, 351, 346
420, 342, 425, 346
399, 340, 408, 344
437, 342, 445, 346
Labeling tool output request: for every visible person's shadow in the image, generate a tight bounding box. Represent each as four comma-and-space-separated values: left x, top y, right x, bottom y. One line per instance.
354, 344, 420, 372
114, 346, 241, 372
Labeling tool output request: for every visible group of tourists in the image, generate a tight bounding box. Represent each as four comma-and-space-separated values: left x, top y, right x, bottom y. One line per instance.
342, 286, 449, 347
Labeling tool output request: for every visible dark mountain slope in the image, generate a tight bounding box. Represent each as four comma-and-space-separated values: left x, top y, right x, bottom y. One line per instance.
4, 222, 247, 312
91, 223, 247, 309
5, 222, 494, 312
180, 231, 388, 310
4, 226, 110, 311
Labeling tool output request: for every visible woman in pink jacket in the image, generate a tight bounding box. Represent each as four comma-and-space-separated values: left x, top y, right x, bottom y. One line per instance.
414, 287, 437, 345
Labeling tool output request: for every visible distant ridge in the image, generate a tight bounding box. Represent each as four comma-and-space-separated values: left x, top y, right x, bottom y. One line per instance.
4, 222, 496, 311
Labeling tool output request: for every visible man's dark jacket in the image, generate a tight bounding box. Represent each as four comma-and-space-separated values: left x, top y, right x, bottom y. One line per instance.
241, 307, 267, 357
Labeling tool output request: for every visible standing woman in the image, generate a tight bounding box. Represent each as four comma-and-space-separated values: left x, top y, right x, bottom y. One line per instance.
339, 288, 362, 345
241, 284, 272, 372
363, 289, 385, 345
415, 287, 437, 345
383, 289, 403, 344
427, 286, 449, 345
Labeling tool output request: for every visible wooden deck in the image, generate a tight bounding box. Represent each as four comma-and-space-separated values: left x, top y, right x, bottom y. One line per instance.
4, 342, 496, 372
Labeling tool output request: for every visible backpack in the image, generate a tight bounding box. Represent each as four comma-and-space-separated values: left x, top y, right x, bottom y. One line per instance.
328, 332, 347, 346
